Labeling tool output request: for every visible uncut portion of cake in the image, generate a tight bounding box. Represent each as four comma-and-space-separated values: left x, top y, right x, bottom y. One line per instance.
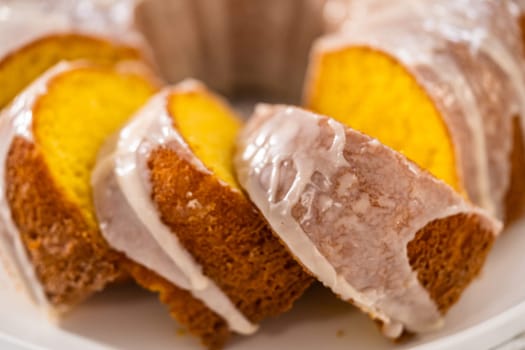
304, 0, 525, 222
235, 105, 501, 339
0, 0, 147, 110
91, 81, 313, 349
0, 62, 157, 314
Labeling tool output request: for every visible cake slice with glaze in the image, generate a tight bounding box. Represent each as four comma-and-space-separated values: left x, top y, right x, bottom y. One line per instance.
235, 105, 501, 339
92, 81, 313, 349
0, 62, 158, 314
304, 0, 525, 222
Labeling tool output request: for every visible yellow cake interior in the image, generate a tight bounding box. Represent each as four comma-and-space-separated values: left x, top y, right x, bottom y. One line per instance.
0, 34, 141, 110
305, 46, 460, 191
168, 87, 242, 190
33, 66, 157, 226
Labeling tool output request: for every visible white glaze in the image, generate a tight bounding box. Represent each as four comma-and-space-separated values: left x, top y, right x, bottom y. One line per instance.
0, 62, 77, 315
308, 0, 525, 220
236, 105, 501, 337
92, 83, 257, 335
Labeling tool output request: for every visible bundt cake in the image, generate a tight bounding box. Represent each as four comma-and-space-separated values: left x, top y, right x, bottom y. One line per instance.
235, 105, 501, 339
0, 0, 147, 110
304, 0, 525, 221
0, 0, 524, 348
91, 81, 313, 349
0, 61, 157, 314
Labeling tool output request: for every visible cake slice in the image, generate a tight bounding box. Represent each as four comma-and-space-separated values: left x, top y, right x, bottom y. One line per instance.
235, 105, 501, 339
303, 0, 525, 222
0, 62, 158, 314
92, 81, 313, 349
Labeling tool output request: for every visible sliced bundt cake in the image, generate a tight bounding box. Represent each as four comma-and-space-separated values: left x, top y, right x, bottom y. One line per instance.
0, 62, 157, 314
92, 81, 313, 349
235, 105, 501, 339
304, 0, 525, 221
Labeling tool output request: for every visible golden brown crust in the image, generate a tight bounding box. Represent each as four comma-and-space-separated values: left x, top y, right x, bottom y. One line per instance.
125, 261, 230, 350
505, 117, 525, 224
407, 213, 495, 314
147, 146, 313, 324
5, 136, 125, 308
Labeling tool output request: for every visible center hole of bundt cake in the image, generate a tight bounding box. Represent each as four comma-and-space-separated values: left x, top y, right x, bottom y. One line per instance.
135, 0, 326, 111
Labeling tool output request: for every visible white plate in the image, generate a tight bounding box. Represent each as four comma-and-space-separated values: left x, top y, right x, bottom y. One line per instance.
1, 217, 525, 350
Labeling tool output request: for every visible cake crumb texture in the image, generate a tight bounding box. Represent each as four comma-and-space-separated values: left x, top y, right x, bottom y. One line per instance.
408, 213, 495, 313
